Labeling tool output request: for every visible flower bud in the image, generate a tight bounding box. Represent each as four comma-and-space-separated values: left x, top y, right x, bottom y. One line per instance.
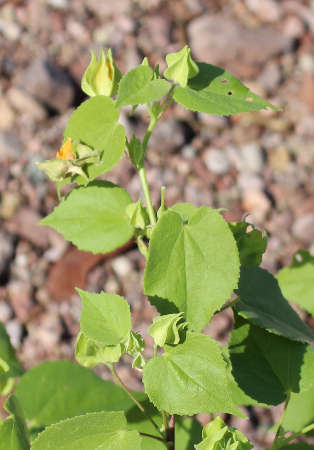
81, 49, 122, 97
164, 45, 199, 88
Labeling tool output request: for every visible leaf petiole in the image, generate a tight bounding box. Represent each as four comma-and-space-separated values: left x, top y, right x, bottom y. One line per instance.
110, 365, 165, 439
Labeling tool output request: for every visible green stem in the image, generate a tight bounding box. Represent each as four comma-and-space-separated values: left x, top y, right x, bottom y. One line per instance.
271, 393, 291, 449
138, 165, 156, 226
218, 297, 240, 313
162, 411, 168, 434
142, 114, 157, 154
110, 365, 164, 439
160, 84, 176, 113
139, 432, 166, 443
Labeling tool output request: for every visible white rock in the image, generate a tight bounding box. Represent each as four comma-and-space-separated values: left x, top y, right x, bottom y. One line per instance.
0, 301, 13, 322
203, 148, 231, 174
292, 214, 314, 244
240, 143, 264, 173
238, 172, 265, 192
5, 320, 23, 348
112, 256, 133, 278
0, 17, 21, 41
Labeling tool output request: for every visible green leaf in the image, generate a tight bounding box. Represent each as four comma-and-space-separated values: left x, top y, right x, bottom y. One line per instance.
126, 200, 149, 231
14, 361, 145, 428
170, 202, 198, 221
277, 250, 314, 316
148, 312, 187, 347
164, 45, 199, 87
31, 411, 142, 450
175, 416, 202, 450
126, 135, 144, 169
228, 315, 286, 406
75, 332, 122, 367
40, 181, 134, 254
174, 62, 281, 116
229, 314, 314, 407
144, 206, 240, 331
0, 322, 23, 394
235, 267, 314, 344
229, 221, 267, 267
251, 326, 314, 394
123, 331, 146, 369
143, 332, 242, 416
64, 96, 125, 183
195, 416, 253, 450
77, 289, 131, 345
116, 65, 169, 107
283, 385, 314, 433
0, 396, 30, 450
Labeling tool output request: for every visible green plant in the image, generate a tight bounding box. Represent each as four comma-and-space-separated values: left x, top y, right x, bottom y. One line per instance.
1, 46, 313, 450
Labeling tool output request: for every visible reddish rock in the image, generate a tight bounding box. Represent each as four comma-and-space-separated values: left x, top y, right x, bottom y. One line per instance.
47, 240, 134, 301
6, 208, 50, 248
46, 248, 103, 301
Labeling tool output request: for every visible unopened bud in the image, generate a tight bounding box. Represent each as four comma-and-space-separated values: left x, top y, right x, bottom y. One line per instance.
81, 49, 122, 97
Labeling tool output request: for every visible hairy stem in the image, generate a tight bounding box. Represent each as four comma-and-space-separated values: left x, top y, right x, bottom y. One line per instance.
110, 365, 164, 439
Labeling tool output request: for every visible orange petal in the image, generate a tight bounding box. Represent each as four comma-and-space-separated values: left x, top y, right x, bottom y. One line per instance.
56, 138, 75, 160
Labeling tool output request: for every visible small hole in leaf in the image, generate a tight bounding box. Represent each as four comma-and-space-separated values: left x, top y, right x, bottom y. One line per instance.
227, 91, 232, 95
221, 79, 228, 83
246, 97, 253, 102
295, 253, 303, 263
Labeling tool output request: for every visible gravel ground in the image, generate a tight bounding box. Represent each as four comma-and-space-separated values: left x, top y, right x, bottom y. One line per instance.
0, 0, 314, 447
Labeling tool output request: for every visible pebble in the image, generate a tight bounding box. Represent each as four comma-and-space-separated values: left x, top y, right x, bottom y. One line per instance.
112, 256, 133, 278
0, 17, 21, 41
0, 301, 13, 322
257, 61, 281, 92
182, 144, 197, 160
8, 280, 34, 323
242, 190, 271, 223
46, 0, 70, 9
240, 143, 264, 173
5, 320, 23, 348
149, 119, 185, 153
7, 87, 47, 121
0, 230, 14, 279
0, 191, 21, 219
292, 214, 314, 244
16, 58, 74, 113
203, 148, 231, 175
237, 172, 265, 192
86, 0, 131, 18
188, 14, 292, 76
245, 0, 281, 22
0, 132, 24, 160
0, 98, 15, 131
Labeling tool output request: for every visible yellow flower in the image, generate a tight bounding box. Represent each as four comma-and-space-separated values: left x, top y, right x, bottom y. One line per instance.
56, 138, 76, 160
